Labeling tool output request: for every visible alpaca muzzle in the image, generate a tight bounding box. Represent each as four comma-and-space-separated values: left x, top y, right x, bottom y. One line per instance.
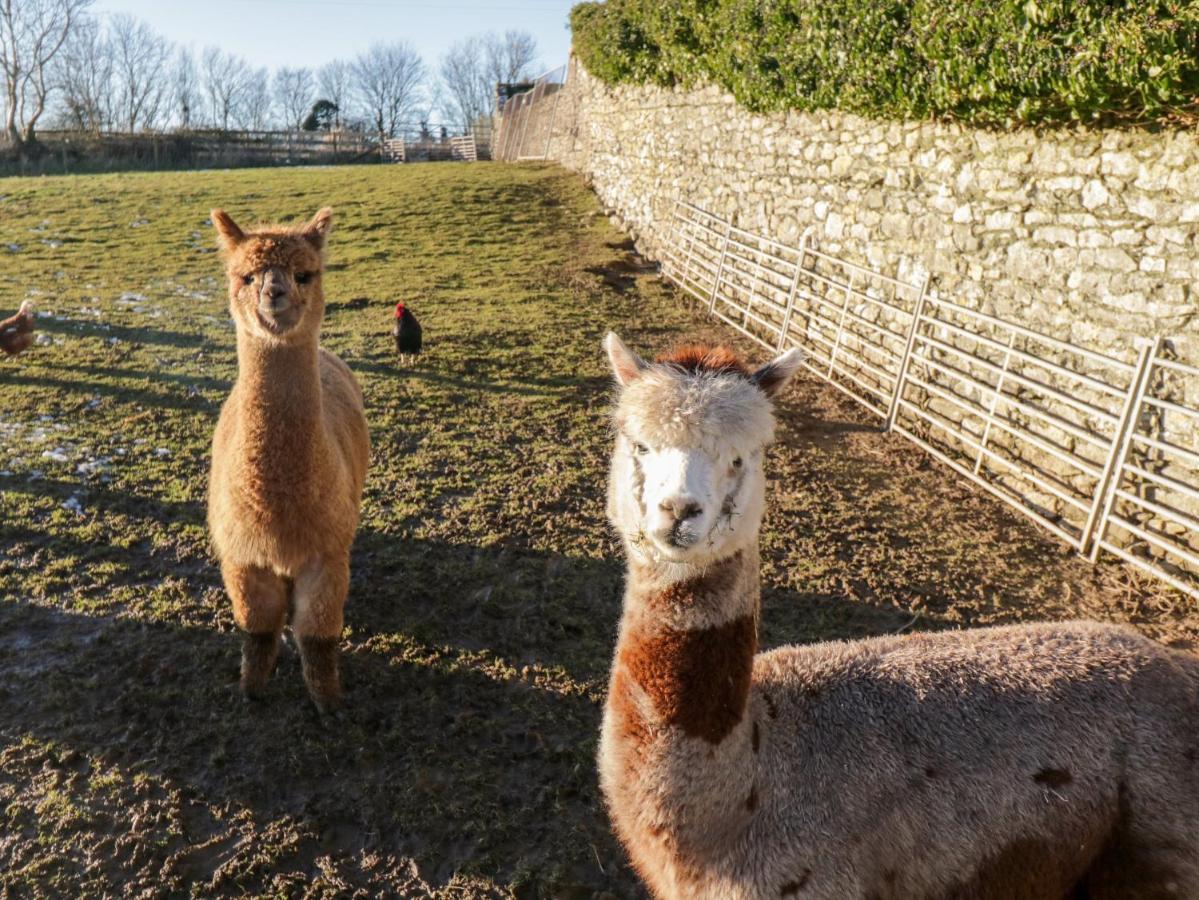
651, 495, 708, 551
256, 277, 299, 333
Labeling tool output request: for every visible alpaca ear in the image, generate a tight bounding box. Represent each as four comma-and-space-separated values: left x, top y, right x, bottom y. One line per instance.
751, 347, 804, 397
605, 332, 648, 387
302, 207, 334, 250
211, 209, 245, 249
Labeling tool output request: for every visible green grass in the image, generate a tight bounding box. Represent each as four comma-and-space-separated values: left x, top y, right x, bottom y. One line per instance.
1, 162, 1195, 898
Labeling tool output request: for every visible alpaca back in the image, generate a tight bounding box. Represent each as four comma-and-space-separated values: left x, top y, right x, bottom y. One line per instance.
735, 621, 1199, 899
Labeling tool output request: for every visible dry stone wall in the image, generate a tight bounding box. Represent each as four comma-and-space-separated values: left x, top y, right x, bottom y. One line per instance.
544, 59, 1198, 368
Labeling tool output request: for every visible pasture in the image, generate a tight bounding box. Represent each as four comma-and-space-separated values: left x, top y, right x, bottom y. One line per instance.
1, 163, 1196, 898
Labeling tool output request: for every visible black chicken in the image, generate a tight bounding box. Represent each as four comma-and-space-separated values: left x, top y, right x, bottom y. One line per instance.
393, 302, 422, 362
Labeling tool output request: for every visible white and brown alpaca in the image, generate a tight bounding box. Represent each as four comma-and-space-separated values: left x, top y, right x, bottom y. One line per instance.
208, 208, 370, 713
599, 333, 1199, 899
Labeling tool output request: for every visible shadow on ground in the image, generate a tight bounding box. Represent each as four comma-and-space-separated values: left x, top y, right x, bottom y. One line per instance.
0, 527, 917, 898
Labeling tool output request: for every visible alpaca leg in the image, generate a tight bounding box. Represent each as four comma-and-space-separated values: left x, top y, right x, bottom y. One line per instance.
222, 560, 288, 700
292, 556, 348, 714
1085, 762, 1199, 896
1085, 823, 1199, 898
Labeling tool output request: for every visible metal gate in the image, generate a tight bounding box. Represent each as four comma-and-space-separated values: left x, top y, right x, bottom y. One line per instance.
661, 199, 1199, 600
493, 65, 568, 162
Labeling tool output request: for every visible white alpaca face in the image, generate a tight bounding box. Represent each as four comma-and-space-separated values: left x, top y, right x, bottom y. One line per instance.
604, 334, 803, 566
611, 429, 767, 564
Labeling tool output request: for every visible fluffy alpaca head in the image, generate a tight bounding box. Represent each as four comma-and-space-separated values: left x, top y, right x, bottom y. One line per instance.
604, 333, 803, 567
211, 207, 333, 343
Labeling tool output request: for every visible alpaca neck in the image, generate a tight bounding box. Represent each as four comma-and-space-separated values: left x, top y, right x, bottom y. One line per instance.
617, 547, 759, 741
605, 545, 761, 862
234, 332, 326, 482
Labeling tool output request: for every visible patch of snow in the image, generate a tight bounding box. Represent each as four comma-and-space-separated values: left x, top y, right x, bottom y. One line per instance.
76, 457, 110, 476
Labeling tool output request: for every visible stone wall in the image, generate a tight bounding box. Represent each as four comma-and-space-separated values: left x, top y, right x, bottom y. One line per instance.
539, 59, 1198, 368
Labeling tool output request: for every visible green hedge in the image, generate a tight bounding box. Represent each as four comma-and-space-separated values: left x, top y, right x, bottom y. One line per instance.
570, 0, 1199, 125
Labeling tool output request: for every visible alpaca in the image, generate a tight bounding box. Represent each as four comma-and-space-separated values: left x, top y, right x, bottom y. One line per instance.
598, 332, 1199, 899
208, 207, 370, 714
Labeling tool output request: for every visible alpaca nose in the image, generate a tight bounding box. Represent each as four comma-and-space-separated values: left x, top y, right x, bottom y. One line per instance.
660, 497, 702, 523
260, 278, 290, 312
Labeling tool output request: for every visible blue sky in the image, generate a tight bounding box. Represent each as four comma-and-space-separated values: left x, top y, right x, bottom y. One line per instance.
92, 0, 576, 76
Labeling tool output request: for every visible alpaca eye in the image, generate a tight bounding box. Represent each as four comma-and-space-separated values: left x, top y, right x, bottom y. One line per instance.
295, 272, 312, 285
241, 274, 254, 285
732, 457, 743, 469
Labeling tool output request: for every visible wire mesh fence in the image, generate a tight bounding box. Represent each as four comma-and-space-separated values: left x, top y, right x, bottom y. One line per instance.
661, 199, 1199, 601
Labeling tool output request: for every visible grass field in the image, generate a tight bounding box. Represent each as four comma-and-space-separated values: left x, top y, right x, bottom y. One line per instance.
1, 162, 1196, 898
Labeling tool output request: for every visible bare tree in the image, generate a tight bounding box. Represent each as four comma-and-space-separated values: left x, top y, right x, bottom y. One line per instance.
439, 36, 489, 133
484, 30, 537, 85
171, 46, 198, 130
238, 65, 271, 130
317, 58, 350, 129
201, 46, 245, 131
0, 0, 92, 148
274, 66, 313, 132
54, 13, 111, 133
109, 13, 170, 132
439, 29, 537, 133
351, 41, 424, 146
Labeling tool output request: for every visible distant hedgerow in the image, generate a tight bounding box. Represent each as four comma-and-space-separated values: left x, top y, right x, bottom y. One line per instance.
569, 0, 1199, 126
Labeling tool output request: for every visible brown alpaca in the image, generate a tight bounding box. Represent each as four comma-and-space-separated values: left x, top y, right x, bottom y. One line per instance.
207, 207, 370, 713
599, 332, 1199, 899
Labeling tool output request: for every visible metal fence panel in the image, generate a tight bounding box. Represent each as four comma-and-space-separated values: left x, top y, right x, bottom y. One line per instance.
893, 295, 1140, 551
493, 65, 569, 162
660, 199, 1198, 601
1091, 351, 1199, 598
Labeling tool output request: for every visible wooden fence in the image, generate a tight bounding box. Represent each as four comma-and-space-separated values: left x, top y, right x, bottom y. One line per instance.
4, 127, 490, 174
